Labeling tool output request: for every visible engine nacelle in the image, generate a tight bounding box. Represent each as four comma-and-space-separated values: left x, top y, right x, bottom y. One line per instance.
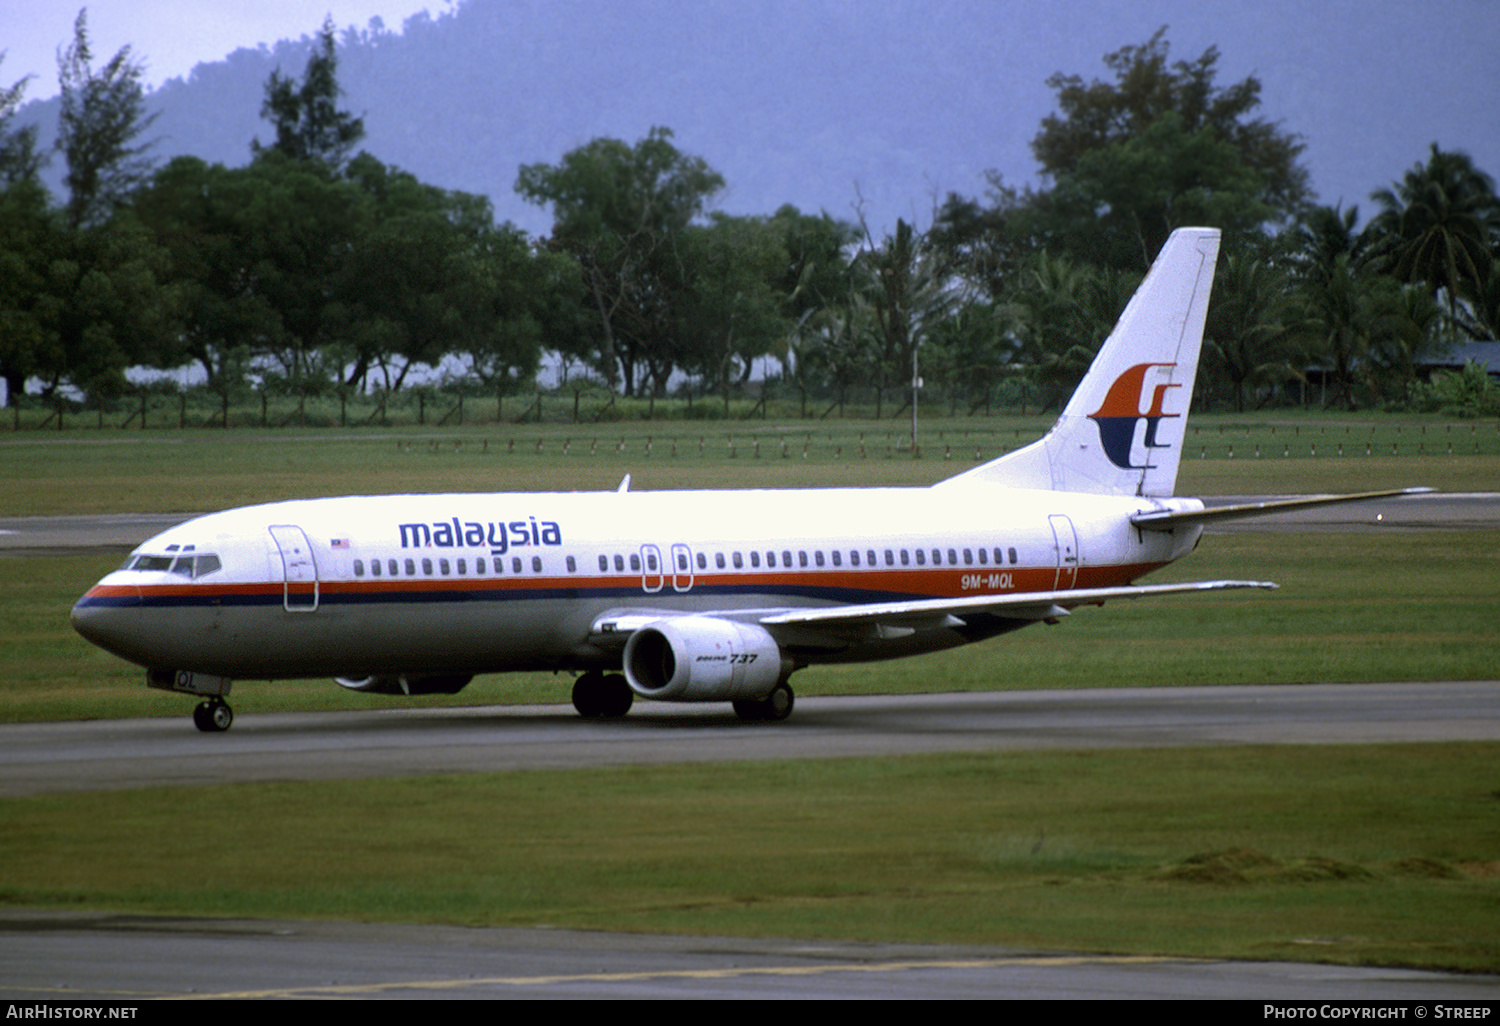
622, 616, 785, 702
334, 674, 473, 696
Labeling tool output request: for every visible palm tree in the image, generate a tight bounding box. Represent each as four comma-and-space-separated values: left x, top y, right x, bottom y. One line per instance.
1367, 145, 1500, 331
1204, 251, 1295, 411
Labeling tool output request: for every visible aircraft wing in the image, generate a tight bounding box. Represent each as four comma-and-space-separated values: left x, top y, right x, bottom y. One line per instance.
586, 580, 1275, 653
754, 579, 1277, 631
1132, 488, 1432, 530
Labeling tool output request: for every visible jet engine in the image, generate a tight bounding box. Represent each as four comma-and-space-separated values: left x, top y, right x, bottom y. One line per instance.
334, 674, 473, 696
622, 616, 785, 702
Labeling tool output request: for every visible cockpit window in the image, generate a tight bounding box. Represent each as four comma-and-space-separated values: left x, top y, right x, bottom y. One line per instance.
125, 553, 221, 578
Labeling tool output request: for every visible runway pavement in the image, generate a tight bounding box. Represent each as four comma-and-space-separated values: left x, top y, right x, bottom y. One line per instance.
3, 683, 1498, 798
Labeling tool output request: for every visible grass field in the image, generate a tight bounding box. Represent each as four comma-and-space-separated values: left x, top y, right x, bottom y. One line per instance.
3, 745, 1496, 971
2, 411, 1497, 969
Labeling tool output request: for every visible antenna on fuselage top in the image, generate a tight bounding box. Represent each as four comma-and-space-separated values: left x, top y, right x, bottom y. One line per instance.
617, 474, 631, 493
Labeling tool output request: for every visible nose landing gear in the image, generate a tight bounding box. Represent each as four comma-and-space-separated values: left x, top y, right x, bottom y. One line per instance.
192, 698, 234, 732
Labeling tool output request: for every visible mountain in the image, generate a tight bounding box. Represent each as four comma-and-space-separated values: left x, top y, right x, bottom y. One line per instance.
17, 0, 1027, 237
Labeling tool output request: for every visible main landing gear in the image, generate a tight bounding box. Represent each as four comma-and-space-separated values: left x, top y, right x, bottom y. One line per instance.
733, 681, 795, 723
571, 671, 634, 718
569, 673, 796, 722
192, 697, 234, 733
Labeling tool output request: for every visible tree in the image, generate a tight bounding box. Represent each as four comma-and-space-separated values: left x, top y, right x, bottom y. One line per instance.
1044, 110, 1276, 271
676, 213, 790, 412
516, 127, 724, 394
1367, 144, 1500, 331
0, 57, 44, 187
252, 17, 366, 171
1202, 249, 1295, 411
1033, 27, 1310, 221
849, 218, 961, 436
55, 10, 159, 229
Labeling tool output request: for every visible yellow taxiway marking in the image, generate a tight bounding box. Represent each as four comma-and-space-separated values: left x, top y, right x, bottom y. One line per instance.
175, 955, 1201, 999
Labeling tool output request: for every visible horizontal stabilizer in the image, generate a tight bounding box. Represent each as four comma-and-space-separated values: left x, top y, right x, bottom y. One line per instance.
1132, 488, 1433, 531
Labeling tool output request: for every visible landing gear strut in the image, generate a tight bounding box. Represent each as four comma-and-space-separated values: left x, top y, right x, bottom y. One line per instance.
192, 698, 233, 732
733, 681, 795, 722
571, 671, 634, 718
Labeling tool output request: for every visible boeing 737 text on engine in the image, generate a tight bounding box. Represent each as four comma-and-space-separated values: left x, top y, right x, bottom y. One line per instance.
71, 228, 1423, 731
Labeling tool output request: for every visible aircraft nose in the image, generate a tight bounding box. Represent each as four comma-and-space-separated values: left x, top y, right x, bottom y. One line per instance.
71, 589, 145, 662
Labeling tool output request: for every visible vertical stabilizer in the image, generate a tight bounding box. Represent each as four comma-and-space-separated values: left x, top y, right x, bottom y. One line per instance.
938, 227, 1220, 497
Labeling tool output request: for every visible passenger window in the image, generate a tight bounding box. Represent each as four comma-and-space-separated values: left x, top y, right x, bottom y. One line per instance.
978, 548, 988, 565
884, 550, 894, 566
948, 549, 957, 565
630, 554, 641, 572
405, 559, 416, 576
475, 558, 486, 574
647, 553, 658, 572
354, 559, 365, 577
439, 559, 450, 575
370, 559, 381, 577
900, 550, 910, 566
762, 551, 772, 568
732, 552, 743, 569
783, 550, 793, 568
963, 548, 973, 565
799, 551, 808, 568
512, 557, 522, 574
849, 550, 858, 567
614, 554, 625, 572
993, 548, 1003, 565
867, 550, 877, 567
1009, 547, 1019, 564
715, 552, 725, 569
598, 555, 608, 572
457, 558, 467, 575
422, 558, 434, 575
566, 555, 577, 573
676, 553, 687, 571
915, 549, 925, 566
696, 552, 706, 570
532, 556, 542, 573
818, 551, 828, 567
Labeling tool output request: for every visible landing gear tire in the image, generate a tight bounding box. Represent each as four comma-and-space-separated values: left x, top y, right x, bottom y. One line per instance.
733, 681, 794, 723
572, 672, 633, 719
192, 698, 233, 733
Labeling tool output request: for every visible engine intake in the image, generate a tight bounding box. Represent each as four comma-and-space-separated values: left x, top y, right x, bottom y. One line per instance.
622, 616, 784, 702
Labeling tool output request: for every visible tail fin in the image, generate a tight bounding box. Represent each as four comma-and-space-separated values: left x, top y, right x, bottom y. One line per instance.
938, 226, 1220, 497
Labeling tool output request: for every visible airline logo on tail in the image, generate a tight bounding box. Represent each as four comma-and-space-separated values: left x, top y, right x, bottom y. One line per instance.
1088, 362, 1181, 470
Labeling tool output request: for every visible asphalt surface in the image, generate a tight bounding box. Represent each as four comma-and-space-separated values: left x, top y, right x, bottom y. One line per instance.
3, 683, 1497, 799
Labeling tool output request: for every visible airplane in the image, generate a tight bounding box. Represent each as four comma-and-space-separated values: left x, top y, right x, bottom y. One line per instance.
71, 227, 1424, 732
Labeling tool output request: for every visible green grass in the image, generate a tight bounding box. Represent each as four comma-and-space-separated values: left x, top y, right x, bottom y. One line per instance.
3, 745, 1495, 971
2, 411, 1498, 515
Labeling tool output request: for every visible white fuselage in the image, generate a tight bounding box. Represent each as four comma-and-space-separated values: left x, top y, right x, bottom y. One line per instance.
71, 485, 1202, 681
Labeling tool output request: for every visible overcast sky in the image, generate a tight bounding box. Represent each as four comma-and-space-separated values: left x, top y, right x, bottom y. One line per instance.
2, 1, 441, 98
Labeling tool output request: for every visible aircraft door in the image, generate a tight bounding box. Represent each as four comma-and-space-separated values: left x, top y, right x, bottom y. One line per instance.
269, 524, 319, 611
1048, 514, 1080, 591
670, 543, 695, 593
639, 544, 664, 593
